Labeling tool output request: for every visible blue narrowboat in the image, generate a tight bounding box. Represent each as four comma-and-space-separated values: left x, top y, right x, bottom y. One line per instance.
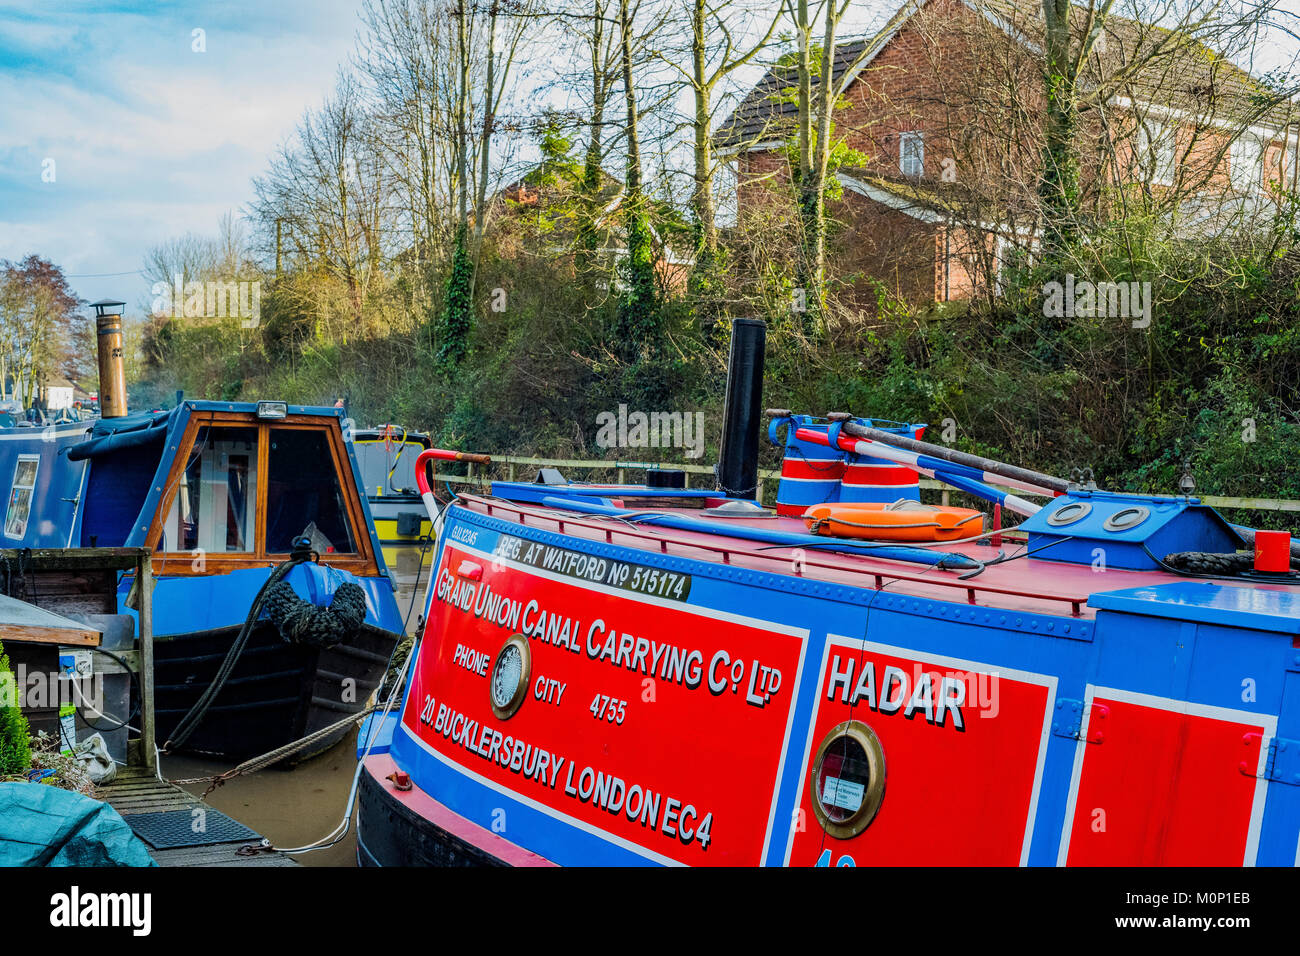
0, 400, 404, 759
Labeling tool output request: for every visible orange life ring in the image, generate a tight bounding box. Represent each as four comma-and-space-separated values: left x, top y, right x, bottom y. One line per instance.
801, 501, 986, 542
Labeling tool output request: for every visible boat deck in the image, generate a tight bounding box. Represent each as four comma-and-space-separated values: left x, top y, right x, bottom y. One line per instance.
463, 493, 1276, 620
100, 768, 297, 867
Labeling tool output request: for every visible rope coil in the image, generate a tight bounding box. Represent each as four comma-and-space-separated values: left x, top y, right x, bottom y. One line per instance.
264, 580, 368, 647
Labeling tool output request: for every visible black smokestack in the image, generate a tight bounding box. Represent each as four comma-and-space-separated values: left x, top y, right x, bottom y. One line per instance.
716, 317, 766, 498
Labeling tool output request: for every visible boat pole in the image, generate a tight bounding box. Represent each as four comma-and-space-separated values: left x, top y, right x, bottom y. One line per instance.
838, 419, 1071, 495
796, 427, 1043, 518
826, 428, 1057, 498
1231, 524, 1300, 563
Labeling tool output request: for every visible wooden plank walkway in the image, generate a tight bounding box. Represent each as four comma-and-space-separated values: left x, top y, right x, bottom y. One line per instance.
100, 768, 297, 867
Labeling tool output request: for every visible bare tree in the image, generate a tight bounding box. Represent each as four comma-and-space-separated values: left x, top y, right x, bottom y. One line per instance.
656, 0, 780, 308
784, 0, 897, 313
252, 71, 392, 323
439, 0, 532, 368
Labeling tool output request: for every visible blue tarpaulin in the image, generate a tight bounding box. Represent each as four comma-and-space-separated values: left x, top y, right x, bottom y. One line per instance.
0, 782, 156, 867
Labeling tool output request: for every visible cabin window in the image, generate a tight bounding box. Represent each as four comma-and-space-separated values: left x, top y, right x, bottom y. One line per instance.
162, 426, 259, 553
355, 436, 426, 497
899, 132, 924, 178
4, 455, 39, 540
265, 428, 357, 554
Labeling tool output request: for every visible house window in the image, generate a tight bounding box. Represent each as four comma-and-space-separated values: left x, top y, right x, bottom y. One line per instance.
4, 455, 39, 540
714, 160, 738, 229
993, 236, 1033, 293
1230, 136, 1263, 193
1136, 119, 1175, 186
900, 132, 924, 178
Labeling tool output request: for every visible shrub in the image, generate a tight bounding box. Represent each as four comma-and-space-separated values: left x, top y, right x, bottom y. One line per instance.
0, 642, 31, 775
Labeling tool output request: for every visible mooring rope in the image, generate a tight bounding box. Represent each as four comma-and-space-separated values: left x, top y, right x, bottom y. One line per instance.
166, 704, 378, 796
162, 546, 313, 752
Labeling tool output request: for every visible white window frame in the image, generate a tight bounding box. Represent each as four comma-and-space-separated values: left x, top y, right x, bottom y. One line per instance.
714, 160, 738, 229
1136, 119, 1176, 186
1230, 136, 1263, 194
4, 454, 39, 540
993, 235, 1034, 293
899, 131, 924, 178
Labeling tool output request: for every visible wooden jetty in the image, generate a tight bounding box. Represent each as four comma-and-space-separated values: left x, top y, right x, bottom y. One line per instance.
2, 547, 294, 868
98, 768, 296, 867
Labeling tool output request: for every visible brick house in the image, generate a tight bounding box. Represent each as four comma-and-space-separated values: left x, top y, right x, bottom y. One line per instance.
493, 172, 692, 293
716, 0, 1300, 307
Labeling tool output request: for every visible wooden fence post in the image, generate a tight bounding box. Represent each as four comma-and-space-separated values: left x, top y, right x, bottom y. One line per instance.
137, 550, 157, 774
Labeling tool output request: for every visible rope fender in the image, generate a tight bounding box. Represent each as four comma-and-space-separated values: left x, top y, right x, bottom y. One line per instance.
1162, 550, 1255, 575
264, 579, 369, 647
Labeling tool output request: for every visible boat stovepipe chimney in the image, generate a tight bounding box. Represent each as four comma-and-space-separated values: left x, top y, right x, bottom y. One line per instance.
715, 317, 766, 498
91, 299, 128, 418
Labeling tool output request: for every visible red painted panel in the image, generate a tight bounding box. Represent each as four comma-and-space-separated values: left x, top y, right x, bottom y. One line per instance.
780, 459, 845, 481
841, 464, 920, 486
403, 543, 806, 866
787, 642, 1052, 865
1065, 696, 1266, 865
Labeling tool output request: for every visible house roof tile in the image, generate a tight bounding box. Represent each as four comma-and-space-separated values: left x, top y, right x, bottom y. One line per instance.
715, 0, 1297, 151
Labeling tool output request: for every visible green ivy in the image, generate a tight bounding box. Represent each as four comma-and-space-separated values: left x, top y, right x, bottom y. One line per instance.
438, 223, 475, 370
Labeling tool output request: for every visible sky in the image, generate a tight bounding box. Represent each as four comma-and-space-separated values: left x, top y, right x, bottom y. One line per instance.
2, 0, 1299, 314
0, 0, 363, 309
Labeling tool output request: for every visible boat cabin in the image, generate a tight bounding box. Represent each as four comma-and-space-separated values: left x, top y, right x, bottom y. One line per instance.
0, 401, 388, 581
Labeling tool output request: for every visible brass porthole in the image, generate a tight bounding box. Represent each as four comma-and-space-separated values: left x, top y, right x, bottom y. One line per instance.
489, 633, 531, 720
810, 720, 887, 840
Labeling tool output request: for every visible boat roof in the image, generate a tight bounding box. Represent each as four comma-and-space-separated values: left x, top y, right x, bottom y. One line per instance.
353, 426, 431, 443
456, 492, 1300, 630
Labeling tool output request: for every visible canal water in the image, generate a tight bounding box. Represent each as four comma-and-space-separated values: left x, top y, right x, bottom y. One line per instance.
155, 567, 428, 868
162, 729, 363, 867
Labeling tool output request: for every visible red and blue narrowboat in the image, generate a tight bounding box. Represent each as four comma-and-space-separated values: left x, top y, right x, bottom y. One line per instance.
356, 319, 1300, 866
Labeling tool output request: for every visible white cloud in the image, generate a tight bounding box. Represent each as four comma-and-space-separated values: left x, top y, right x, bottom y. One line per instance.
0, 0, 362, 307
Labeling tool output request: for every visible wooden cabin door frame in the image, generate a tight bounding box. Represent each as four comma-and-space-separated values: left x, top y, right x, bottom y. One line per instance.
144, 411, 380, 578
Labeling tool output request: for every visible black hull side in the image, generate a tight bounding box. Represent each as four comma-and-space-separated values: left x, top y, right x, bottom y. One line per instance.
356, 763, 505, 867
153, 621, 399, 761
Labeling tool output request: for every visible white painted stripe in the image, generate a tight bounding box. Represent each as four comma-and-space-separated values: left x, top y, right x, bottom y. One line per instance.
399, 723, 683, 866
839, 483, 922, 490
0, 425, 92, 441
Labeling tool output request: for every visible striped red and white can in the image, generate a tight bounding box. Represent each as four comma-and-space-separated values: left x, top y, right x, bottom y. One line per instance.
769, 417, 846, 516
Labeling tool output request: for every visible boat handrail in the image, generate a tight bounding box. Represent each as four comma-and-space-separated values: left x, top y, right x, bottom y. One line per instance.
469, 496, 1089, 618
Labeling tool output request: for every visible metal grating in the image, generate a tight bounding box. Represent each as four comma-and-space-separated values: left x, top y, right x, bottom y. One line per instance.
125, 808, 260, 850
